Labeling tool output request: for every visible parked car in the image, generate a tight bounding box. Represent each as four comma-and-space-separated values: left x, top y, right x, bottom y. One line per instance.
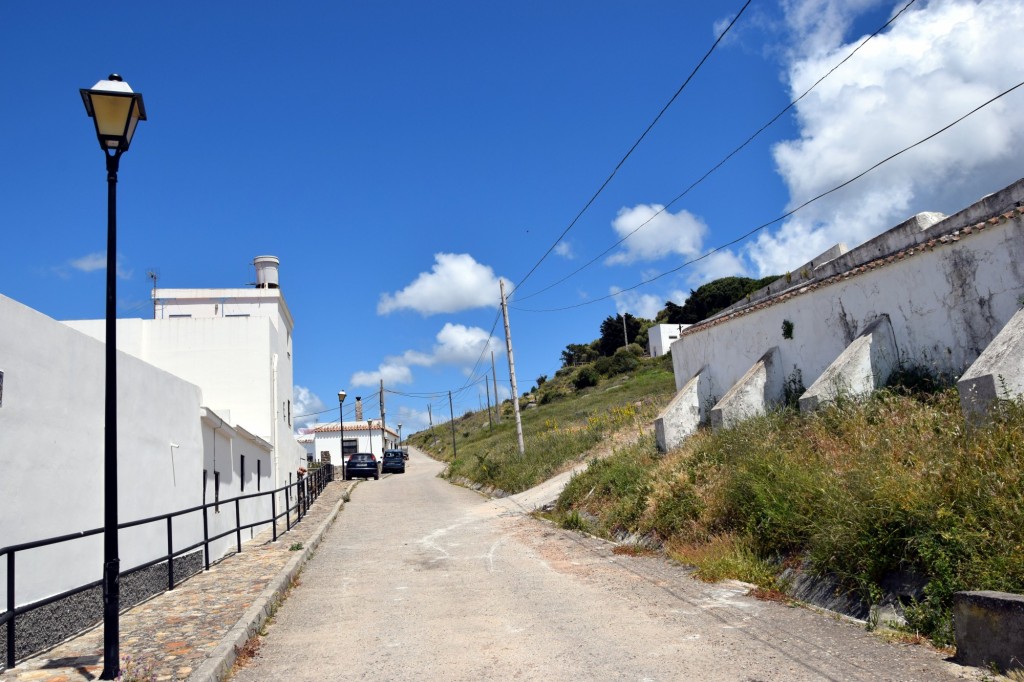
345, 453, 379, 480
382, 450, 405, 474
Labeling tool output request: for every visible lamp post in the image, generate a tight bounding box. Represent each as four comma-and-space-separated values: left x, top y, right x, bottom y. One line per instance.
337, 390, 346, 479
397, 423, 403, 448
80, 73, 147, 681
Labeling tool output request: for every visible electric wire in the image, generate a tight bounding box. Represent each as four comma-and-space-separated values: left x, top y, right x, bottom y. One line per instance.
508, 0, 753, 297
511, 78, 1024, 313
513, 0, 920, 303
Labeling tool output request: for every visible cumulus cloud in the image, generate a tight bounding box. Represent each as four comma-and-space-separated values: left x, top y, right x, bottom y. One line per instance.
749, 0, 1024, 275
351, 323, 501, 388
553, 241, 574, 259
293, 385, 327, 432
377, 253, 510, 315
606, 205, 708, 265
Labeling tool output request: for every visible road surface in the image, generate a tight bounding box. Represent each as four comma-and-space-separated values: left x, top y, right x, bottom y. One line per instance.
231, 448, 977, 681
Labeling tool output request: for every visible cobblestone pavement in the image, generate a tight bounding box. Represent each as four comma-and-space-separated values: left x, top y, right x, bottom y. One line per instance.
1, 480, 353, 682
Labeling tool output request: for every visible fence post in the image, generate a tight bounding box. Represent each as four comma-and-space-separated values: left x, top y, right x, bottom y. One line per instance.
271, 494, 278, 542
285, 486, 291, 532
235, 498, 242, 554
202, 503, 211, 571
6, 551, 15, 670
166, 517, 175, 591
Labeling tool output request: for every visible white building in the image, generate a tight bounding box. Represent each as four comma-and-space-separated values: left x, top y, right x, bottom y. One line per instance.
648, 323, 690, 357
308, 420, 399, 462
66, 256, 306, 493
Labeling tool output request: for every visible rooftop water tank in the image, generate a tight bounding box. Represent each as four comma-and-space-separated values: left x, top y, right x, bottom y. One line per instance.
253, 255, 280, 289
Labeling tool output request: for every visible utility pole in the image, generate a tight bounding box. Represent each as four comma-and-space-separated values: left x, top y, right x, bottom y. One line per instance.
379, 380, 387, 450
622, 312, 629, 347
448, 390, 458, 462
491, 351, 500, 424
499, 280, 525, 456
428, 403, 436, 446
485, 381, 493, 430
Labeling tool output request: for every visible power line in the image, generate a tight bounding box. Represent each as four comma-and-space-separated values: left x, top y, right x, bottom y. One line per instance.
513, 0, 920, 303
511, 78, 1024, 313
508, 0, 753, 297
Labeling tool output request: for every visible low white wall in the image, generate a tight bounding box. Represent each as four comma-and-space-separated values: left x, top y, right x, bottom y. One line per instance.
0, 295, 205, 609
670, 181, 1024, 410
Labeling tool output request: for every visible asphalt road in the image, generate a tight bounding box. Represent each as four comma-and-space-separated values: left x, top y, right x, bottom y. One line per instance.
230, 448, 978, 681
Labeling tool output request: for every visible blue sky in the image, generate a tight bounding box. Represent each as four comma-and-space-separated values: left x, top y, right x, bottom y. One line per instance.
3, 1, 1023, 435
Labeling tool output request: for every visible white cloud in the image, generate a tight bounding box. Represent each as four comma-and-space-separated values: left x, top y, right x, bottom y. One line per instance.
393, 405, 432, 435
610, 288, 663, 320
689, 249, 749, 285
69, 252, 133, 280
606, 204, 708, 265
352, 323, 500, 387
749, 0, 1024, 275
377, 253, 509, 315
293, 385, 328, 431
554, 241, 574, 259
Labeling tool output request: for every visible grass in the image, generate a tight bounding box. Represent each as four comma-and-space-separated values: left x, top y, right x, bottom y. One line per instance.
408, 352, 676, 493
548, 387, 1024, 647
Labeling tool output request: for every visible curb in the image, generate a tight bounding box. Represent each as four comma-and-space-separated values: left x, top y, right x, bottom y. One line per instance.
188, 482, 353, 682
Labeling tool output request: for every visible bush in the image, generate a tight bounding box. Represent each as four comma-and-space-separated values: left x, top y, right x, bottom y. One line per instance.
574, 367, 599, 390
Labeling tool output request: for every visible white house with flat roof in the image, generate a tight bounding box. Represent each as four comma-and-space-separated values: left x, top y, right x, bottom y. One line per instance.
648, 323, 690, 357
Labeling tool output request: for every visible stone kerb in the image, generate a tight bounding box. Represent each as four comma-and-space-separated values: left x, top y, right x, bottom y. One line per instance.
957, 307, 1024, 417
800, 315, 897, 412
655, 366, 711, 452
710, 347, 782, 431
953, 590, 1024, 673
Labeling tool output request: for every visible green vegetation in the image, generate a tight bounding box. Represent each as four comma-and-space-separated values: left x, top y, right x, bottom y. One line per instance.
655, 275, 778, 325
407, 350, 676, 494
550, 387, 1024, 646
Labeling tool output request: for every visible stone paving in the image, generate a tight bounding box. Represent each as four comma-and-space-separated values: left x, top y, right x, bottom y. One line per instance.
0, 480, 353, 682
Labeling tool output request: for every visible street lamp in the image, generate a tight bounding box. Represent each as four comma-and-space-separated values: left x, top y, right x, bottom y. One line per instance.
337, 390, 346, 478
80, 73, 147, 682
397, 423, 403, 448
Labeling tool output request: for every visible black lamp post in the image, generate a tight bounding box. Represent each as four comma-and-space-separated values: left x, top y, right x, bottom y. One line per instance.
337, 390, 346, 477
80, 73, 146, 681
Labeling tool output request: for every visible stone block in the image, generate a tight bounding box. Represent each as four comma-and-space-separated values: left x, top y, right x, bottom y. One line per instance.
958, 307, 1024, 417
654, 366, 710, 452
953, 590, 1024, 672
800, 315, 897, 412
710, 347, 782, 431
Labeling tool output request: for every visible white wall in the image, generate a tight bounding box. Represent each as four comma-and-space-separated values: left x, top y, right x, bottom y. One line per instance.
0, 295, 205, 609
670, 182, 1024, 409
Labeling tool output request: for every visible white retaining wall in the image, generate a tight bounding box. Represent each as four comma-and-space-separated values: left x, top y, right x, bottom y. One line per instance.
662, 178, 1024, 449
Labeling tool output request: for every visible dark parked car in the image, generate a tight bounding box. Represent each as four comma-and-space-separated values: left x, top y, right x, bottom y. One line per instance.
382, 450, 405, 474
345, 453, 379, 480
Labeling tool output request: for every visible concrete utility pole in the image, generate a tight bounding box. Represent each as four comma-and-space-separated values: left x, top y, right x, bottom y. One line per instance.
499, 280, 525, 456
622, 313, 629, 347
379, 380, 387, 449
485, 381, 493, 430
428, 403, 436, 445
491, 351, 500, 424
448, 390, 458, 461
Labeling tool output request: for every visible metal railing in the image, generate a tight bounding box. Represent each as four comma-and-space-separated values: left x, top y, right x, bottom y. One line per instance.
1, 464, 334, 670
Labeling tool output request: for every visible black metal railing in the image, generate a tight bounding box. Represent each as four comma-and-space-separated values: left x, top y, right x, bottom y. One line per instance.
1, 464, 334, 670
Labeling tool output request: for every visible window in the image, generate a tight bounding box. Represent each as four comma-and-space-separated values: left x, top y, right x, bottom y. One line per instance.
240, 455, 246, 493
287, 400, 292, 427
257, 460, 262, 491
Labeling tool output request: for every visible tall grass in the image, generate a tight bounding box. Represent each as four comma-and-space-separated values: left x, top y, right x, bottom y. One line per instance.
553, 389, 1024, 645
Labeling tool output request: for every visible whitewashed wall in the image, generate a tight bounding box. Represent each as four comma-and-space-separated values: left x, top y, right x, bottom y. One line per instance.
649, 324, 689, 357
670, 181, 1024, 406
0, 296, 205, 609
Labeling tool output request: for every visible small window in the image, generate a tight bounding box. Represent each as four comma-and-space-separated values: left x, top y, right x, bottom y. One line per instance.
257, 460, 262, 491
240, 455, 246, 493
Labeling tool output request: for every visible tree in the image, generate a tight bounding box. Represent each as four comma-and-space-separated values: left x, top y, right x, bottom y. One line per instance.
597, 313, 643, 357
560, 342, 599, 368
661, 276, 779, 324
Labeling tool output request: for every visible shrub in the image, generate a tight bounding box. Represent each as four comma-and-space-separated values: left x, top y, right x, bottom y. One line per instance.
574, 367, 599, 390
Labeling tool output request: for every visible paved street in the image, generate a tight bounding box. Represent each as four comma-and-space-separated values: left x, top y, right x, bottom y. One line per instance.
232, 448, 978, 682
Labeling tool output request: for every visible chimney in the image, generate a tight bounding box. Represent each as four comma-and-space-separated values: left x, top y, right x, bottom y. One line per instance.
355, 396, 363, 421
253, 255, 280, 289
